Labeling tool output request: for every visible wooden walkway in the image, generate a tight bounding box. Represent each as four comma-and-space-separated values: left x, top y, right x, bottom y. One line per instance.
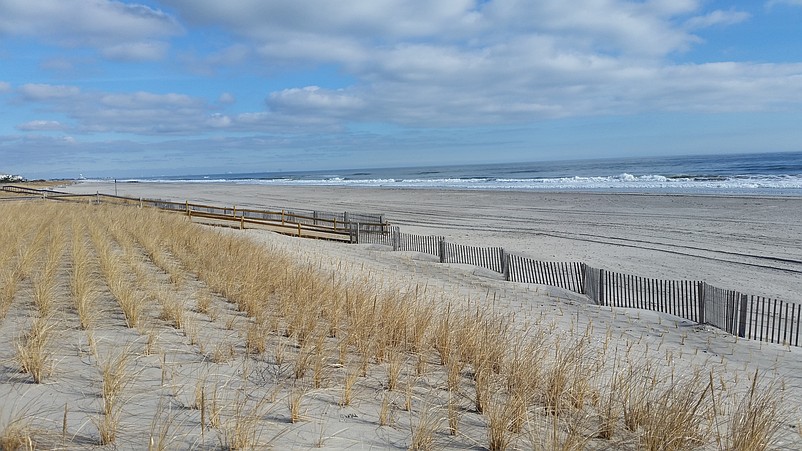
1, 185, 386, 243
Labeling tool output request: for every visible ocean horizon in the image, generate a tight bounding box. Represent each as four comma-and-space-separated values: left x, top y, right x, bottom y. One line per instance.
103, 151, 802, 196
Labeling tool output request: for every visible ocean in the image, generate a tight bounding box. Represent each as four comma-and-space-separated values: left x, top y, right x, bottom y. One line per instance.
124, 151, 802, 196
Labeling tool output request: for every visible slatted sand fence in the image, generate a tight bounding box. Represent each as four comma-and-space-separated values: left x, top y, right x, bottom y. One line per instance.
439, 241, 505, 273
701, 282, 802, 345
744, 295, 802, 346
700, 283, 744, 337
506, 254, 585, 294
356, 225, 398, 246
589, 269, 701, 323
395, 231, 444, 257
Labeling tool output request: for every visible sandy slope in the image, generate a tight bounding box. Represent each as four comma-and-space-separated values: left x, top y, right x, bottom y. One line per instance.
12, 181, 794, 448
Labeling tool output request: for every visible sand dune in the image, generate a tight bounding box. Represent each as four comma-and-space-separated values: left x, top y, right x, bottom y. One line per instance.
1, 181, 797, 449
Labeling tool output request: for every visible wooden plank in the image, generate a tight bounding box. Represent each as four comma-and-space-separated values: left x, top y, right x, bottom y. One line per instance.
794, 304, 802, 346
783, 302, 790, 345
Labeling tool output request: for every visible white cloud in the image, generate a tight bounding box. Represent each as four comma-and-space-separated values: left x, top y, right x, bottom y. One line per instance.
11, 84, 220, 135
0, 0, 182, 61
218, 93, 236, 104
4, 0, 801, 137
155, 0, 761, 127
16, 120, 66, 131
205, 114, 231, 128
0, 81, 10, 92
101, 40, 169, 61
180, 44, 253, 75
268, 86, 366, 114
684, 10, 751, 29
19, 83, 81, 101
163, 0, 476, 40
766, 0, 802, 7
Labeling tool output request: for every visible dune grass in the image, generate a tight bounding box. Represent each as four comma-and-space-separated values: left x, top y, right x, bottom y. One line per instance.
0, 199, 794, 449
15, 315, 56, 384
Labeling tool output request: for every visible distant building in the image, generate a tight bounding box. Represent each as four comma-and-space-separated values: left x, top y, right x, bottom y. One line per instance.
0, 174, 24, 182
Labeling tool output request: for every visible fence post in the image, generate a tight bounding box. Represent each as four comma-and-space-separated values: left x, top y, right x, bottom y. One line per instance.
738, 294, 748, 338
697, 282, 706, 324
598, 269, 605, 306
439, 239, 446, 263
501, 250, 510, 281
240, 215, 244, 230
281, 209, 285, 225
233, 205, 237, 218
344, 211, 349, 224
392, 227, 399, 251
353, 223, 360, 244
313, 211, 318, 226
139, 197, 143, 208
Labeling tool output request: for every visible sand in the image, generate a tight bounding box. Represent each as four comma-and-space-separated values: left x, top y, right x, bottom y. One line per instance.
66, 182, 802, 301
1, 181, 800, 449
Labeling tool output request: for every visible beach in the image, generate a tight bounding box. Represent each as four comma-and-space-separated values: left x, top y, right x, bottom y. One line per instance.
2, 181, 799, 449
66, 182, 802, 302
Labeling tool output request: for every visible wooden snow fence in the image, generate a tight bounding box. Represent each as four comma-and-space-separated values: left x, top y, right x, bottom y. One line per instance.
440, 242, 505, 273
396, 231, 444, 257
506, 255, 584, 293
583, 268, 701, 323
700, 283, 802, 346
354, 226, 802, 347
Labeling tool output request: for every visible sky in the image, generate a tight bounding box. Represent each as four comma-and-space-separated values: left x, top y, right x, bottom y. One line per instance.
2, 0, 802, 179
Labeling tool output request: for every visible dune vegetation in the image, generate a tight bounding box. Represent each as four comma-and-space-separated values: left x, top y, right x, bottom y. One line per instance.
0, 199, 792, 450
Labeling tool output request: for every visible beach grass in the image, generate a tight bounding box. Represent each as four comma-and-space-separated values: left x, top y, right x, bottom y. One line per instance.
0, 199, 794, 449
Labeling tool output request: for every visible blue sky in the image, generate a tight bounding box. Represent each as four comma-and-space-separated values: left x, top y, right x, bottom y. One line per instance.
2, 0, 802, 178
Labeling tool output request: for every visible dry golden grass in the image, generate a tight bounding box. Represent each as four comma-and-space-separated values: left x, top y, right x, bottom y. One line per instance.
218, 392, 268, 450
0, 272, 18, 320
637, 370, 712, 451
15, 315, 56, 383
287, 386, 306, 423
0, 412, 36, 451
409, 400, 442, 451
156, 290, 185, 330
70, 228, 97, 330
31, 273, 56, 317
0, 199, 794, 450
726, 371, 786, 451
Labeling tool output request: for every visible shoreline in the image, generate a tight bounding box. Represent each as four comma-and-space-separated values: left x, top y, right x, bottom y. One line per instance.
77, 178, 802, 199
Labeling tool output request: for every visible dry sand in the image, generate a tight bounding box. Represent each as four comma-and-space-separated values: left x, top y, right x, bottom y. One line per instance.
67, 182, 802, 301
3, 181, 799, 449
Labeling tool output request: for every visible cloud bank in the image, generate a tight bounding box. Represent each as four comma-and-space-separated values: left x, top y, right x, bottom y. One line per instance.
1, 0, 802, 177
